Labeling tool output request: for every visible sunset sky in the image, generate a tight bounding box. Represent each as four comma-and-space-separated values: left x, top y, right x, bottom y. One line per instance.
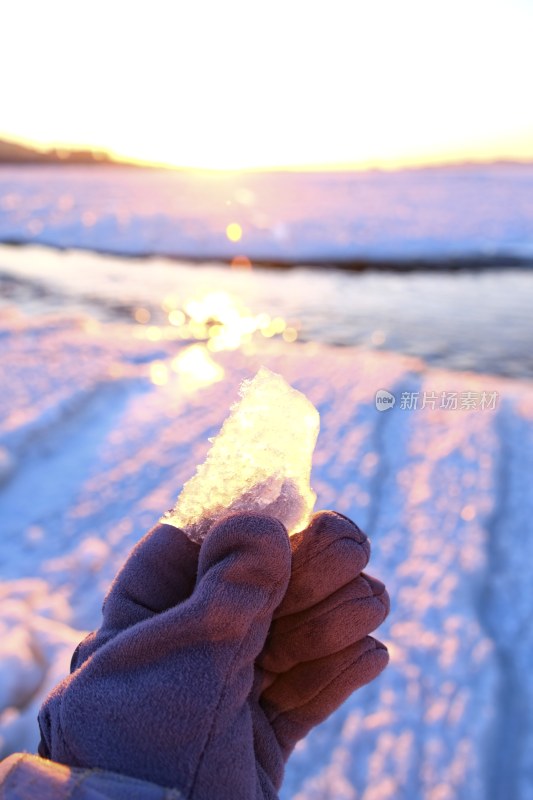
1, 0, 532, 171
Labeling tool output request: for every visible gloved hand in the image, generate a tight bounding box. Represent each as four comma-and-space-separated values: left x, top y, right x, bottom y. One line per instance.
38, 511, 389, 800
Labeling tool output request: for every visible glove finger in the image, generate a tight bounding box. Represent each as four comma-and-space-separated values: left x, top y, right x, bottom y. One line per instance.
262, 636, 389, 757
125, 514, 290, 674
47, 514, 291, 795
70, 522, 200, 671
101, 522, 200, 630
189, 512, 291, 659
134, 513, 291, 795
260, 572, 389, 673
276, 510, 371, 619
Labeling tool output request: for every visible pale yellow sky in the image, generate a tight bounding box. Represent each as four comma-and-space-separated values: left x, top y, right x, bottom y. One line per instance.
1, 0, 532, 170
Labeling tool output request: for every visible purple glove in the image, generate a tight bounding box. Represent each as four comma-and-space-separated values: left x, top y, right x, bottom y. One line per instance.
38, 511, 389, 799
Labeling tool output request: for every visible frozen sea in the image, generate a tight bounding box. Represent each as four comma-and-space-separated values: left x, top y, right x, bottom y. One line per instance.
1, 162, 533, 264
1, 164, 533, 799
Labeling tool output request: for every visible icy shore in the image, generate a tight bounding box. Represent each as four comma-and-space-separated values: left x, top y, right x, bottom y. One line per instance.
2, 244, 533, 380
1, 300, 532, 799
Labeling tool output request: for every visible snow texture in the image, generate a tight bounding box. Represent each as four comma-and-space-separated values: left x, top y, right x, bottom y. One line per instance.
164, 367, 319, 542
1, 249, 533, 799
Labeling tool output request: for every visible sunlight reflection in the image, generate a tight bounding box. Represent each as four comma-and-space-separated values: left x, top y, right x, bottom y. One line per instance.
162, 294, 180, 313
226, 222, 242, 242
150, 361, 168, 386
132, 289, 299, 354
282, 327, 298, 343
146, 326, 162, 341
168, 309, 185, 326
171, 344, 225, 391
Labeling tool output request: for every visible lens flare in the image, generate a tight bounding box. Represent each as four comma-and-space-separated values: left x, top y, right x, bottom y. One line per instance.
226, 223, 242, 242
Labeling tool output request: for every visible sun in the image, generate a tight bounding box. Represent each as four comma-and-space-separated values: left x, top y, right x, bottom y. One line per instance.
1, 0, 532, 171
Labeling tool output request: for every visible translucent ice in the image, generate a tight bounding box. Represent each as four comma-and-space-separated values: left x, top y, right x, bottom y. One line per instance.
163, 367, 319, 542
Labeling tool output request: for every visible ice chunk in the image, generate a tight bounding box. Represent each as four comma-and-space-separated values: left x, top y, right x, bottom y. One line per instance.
163, 367, 319, 542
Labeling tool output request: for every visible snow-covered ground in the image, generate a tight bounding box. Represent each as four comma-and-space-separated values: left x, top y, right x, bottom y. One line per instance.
1, 271, 533, 798
1, 162, 532, 796
1, 163, 533, 263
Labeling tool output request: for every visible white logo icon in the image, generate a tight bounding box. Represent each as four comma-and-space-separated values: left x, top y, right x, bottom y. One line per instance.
375, 389, 396, 411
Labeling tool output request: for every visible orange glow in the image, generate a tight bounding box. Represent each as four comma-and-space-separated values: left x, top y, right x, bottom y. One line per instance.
134, 307, 151, 324
226, 223, 242, 243
231, 255, 252, 269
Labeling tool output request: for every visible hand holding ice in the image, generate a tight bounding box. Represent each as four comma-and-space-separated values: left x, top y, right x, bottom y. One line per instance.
163, 367, 319, 542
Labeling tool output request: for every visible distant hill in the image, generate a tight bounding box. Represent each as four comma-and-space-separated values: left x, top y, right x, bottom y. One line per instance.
0, 137, 115, 165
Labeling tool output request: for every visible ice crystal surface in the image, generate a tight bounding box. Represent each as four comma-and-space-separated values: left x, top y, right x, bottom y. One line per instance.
163, 367, 319, 542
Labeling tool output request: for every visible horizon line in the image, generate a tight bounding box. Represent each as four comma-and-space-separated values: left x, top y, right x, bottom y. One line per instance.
1, 131, 532, 174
